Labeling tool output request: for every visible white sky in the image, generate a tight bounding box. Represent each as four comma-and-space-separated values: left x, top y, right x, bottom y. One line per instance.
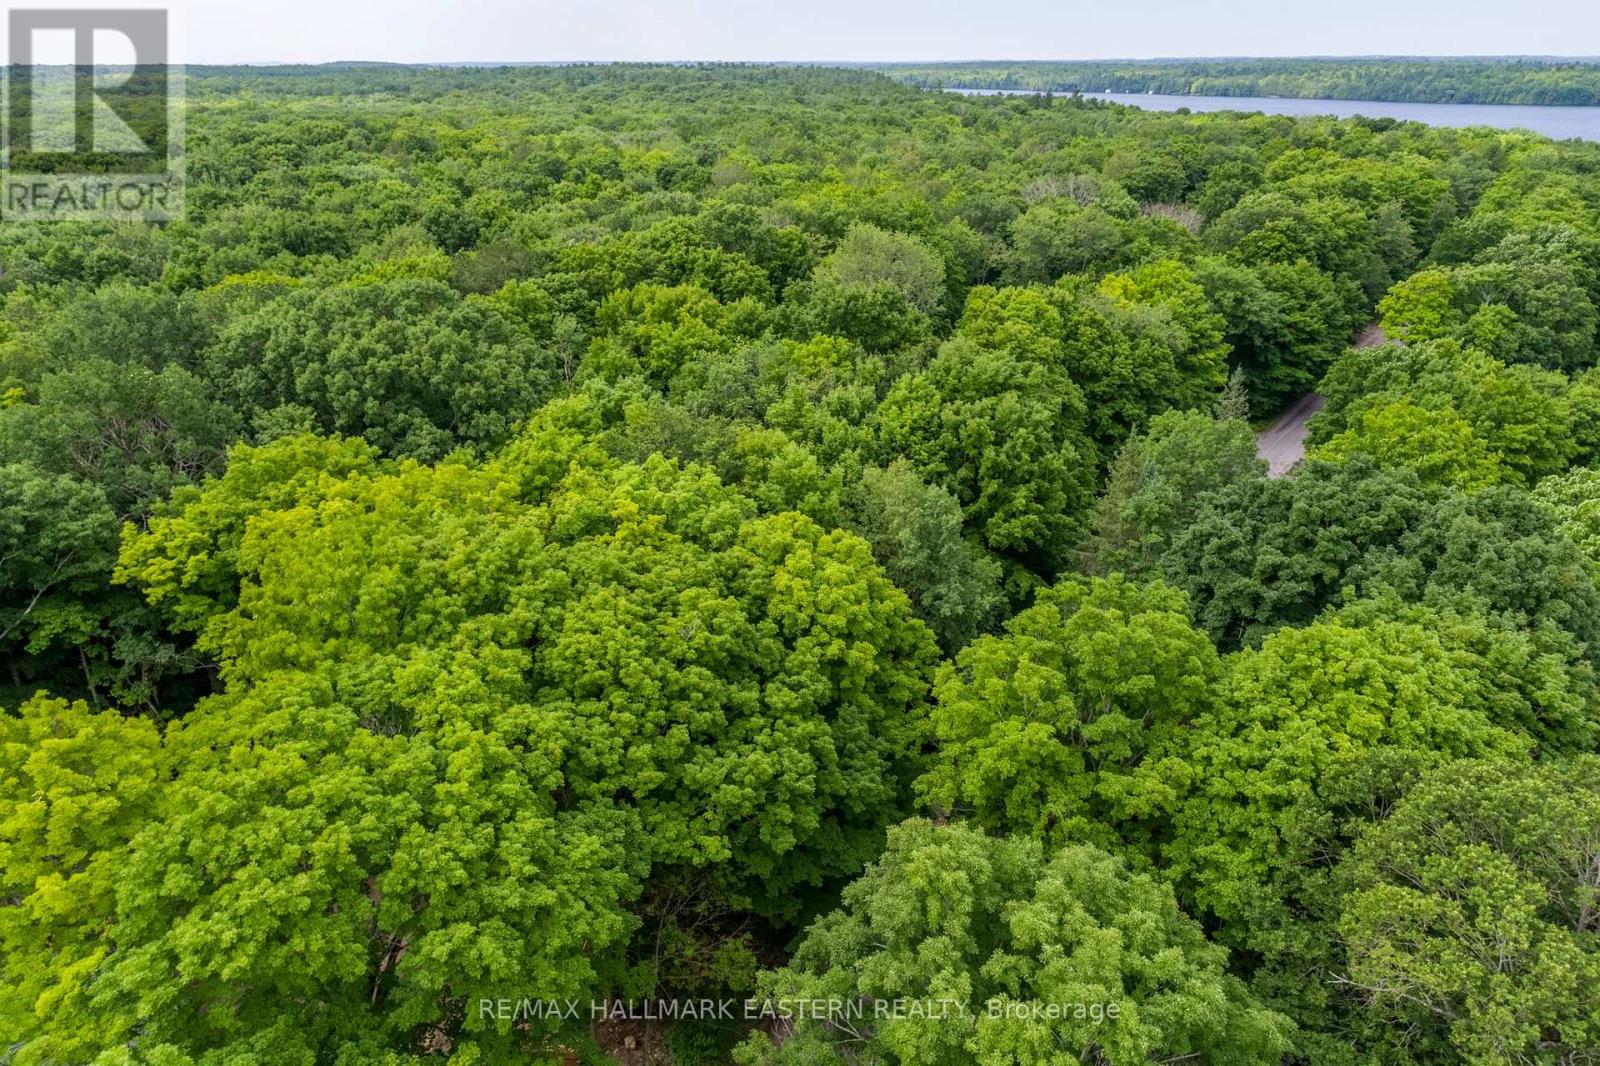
180, 0, 1600, 65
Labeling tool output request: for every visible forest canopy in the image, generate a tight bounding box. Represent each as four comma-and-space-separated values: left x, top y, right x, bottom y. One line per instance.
3, 63, 1600, 1066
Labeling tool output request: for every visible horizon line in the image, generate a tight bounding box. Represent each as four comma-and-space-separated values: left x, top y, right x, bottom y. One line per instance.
156, 54, 1600, 67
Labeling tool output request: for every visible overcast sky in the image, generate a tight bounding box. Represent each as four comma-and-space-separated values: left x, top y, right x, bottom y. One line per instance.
180, 0, 1599, 65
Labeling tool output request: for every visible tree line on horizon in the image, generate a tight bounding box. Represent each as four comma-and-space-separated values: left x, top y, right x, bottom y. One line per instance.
877, 57, 1600, 106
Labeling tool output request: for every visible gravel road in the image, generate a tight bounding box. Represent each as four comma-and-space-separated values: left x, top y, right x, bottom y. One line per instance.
1257, 392, 1327, 476
1255, 324, 1386, 477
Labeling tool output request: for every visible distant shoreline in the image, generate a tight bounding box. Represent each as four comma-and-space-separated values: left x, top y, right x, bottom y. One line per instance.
875, 58, 1600, 107
942, 87, 1600, 139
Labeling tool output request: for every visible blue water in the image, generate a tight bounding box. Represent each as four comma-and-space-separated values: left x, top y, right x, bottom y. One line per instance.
949, 88, 1600, 141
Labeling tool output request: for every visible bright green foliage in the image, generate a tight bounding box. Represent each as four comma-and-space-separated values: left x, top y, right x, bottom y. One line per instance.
12, 673, 643, 1064
1532, 464, 1600, 571
1065, 260, 1230, 443
1311, 399, 1509, 490
1313, 338, 1589, 484
1331, 595, 1600, 755
1378, 267, 1462, 341
0, 697, 166, 1064
1375, 235, 1600, 371
12, 431, 943, 1061
139, 440, 938, 903
1095, 259, 1231, 382
1087, 409, 1265, 575
588, 281, 765, 390
1335, 757, 1600, 1064
918, 575, 1218, 848
1155, 614, 1542, 1023
114, 433, 382, 641
716, 424, 851, 528
736, 819, 1294, 1066
954, 284, 1068, 365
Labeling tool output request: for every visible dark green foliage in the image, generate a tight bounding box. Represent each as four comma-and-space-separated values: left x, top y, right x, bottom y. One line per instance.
203, 278, 555, 459
0, 360, 240, 521
1161, 457, 1600, 657
1087, 409, 1265, 575
853, 460, 1006, 650
0, 464, 119, 669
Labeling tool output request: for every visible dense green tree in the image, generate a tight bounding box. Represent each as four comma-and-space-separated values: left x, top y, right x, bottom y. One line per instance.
918, 574, 1218, 849
0, 359, 240, 521
1379, 237, 1600, 371
876, 336, 1097, 581
1061, 261, 1230, 443
776, 275, 934, 353
736, 819, 1294, 1066
1377, 266, 1461, 341
1532, 464, 1600, 572
0, 464, 119, 684
8, 61, 1600, 1064
1335, 757, 1600, 1063
854, 459, 1006, 650
812, 222, 947, 316
1194, 255, 1357, 409
1, 679, 645, 1064
35, 283, 210, 374
128, 438, 940, 910
1153, 610, 1561, 1033
115, 433, 383, 642
1311, 399, 1510, 490
12, 431, 942, 1061
0, 696, 167, 1063
203, 278, 556, 459
1161, 457, 1600, 656
1004, 200, 1126, 283
1312, 338, 1590, 485
1204, 190, 1385, 301
1087, 409, 1265, 575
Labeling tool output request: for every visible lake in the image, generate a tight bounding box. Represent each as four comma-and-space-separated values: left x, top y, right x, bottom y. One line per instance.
949, 88, 1600, 141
